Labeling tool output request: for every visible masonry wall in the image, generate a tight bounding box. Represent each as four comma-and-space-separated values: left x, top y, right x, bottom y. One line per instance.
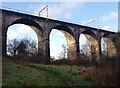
1, 9, 116, 64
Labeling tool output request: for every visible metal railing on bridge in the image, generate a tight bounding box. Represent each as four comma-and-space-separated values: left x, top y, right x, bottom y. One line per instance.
0, 6, 49, 18
0, 6, 77, 24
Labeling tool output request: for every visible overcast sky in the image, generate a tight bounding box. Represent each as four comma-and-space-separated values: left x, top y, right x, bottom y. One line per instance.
1, 2, 118, 59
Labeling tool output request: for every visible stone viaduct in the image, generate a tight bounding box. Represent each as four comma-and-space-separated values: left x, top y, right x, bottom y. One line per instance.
0, 9, 117, 64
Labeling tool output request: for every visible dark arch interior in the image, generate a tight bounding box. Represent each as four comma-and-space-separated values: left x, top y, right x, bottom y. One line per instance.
52, 25, 74, 37
103, 33, 110, 37
81, 29, 96, 38
11, 18, 43, 31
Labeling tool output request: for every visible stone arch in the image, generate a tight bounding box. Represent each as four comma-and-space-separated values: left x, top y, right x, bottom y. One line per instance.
81, 29, 97, 39
10, 18, 44, 31
102, 36, 117, 57
81, 29, 99, 60
7, 24, 38, 54
12, 19, 44, 54
49, 25, 76, 60
4, 18, 45, 60
60, 30, 76, 60
49, 24, 74, 37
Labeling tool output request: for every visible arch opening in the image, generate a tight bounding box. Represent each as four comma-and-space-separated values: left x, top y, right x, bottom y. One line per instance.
102, 37, 117, 57
79, 34, 89, 57
7, 24, 39, 56
6, 23, 45, 63
5, 18, 45, 61
101, 38, 106, 55
50, 25, 75, 61
50, 29, 67, 60
79, 33, 99, 61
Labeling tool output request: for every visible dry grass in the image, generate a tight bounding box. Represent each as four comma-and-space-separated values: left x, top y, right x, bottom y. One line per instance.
56, 58, 120, 86
81, 59, 119, 86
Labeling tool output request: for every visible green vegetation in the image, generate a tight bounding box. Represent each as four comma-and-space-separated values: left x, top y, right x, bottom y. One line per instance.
2, 57, 97, 87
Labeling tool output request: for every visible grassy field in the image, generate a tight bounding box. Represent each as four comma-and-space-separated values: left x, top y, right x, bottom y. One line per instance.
2, 57, 97, 87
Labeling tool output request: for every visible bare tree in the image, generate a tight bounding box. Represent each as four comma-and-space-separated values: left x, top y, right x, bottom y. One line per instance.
7, 38, 38, 57
21, 38, 38, 56
17, 41, 27, 55
7, 39, 20, 56
57, 44, 67, 59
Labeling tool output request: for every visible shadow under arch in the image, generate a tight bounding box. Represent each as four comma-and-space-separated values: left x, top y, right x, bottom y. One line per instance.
10, 18, 43, 31
81, 29, 97, 40
49, 24, 74, 38
49, 25, 76, 60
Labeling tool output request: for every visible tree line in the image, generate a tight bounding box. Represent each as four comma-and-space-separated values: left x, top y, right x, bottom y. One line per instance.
7, 38, 38, 57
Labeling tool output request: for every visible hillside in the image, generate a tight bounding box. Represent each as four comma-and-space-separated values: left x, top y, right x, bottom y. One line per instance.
2, 57, 97, 87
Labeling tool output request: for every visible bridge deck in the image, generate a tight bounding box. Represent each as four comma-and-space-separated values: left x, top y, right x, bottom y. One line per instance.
1, 8, 116, 35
